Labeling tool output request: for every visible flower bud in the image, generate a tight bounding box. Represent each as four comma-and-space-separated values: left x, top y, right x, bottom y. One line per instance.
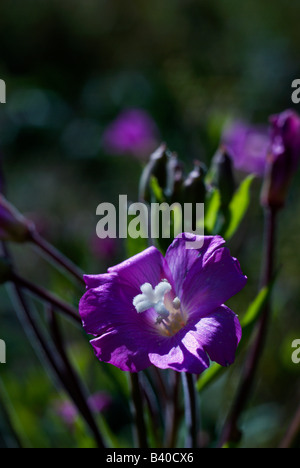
211, 147, 236, 210
183, 161, 207, 205
138, 144, 169, 202
261, 109, 300, 209
0, 195, 34, 242
165, 153, 184, 203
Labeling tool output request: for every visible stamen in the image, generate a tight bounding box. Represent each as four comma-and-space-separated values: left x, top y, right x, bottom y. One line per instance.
133, 280, 187, 337
172, 297, 181, 310
133, 280, 172, 320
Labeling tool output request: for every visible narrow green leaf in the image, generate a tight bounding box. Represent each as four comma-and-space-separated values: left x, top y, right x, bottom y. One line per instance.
240, 275, 277, 340
125, 214, 149, 257
223, 174, 255, 240
204, 188, 221, 234
150, 176, 165, 203
196, 362, 222, 392
241, 287, 270, 330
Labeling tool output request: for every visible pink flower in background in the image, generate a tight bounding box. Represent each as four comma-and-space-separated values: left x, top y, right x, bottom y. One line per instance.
54, 400, 78, 427
222, 120, 270, 176
102, 108, 159, 159
91, 235, 118, 262
54, 392, 111, 427
222, 109, 300, 208
261, 109, 300, 208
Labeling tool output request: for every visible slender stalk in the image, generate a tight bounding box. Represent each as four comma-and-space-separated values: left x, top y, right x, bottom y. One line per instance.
11, 272, 81, 325
152, 367, 168, 404
29, 231, 85, 286
0, 384, 23, 448
164, 371, 181, 448
139, 376, 161, 448
219, 207, 278, 447
182, 373, 198, 448
10, 285, 105, 448
47, 308, 105, 448
279, 402, 300, 448
129, 373, 148, 448
2, 242, 105, 448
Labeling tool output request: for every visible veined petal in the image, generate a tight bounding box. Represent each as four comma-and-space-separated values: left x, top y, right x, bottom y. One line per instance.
79, 234, 246, 374
80, 246, 171, 335
149, 330, 209, 374
181, 247, 247, 319
187, 305, 242, 367
79, 273, 156, 336
108, 245, 173, 291
83, 273, 113, 290
165, 233, 226, 296
90, 327, 152, 373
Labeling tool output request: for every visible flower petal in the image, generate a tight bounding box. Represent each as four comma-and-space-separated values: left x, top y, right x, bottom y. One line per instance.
80, 246, 170, 335
108, 245, 173, 291
148, 331, 210, 374
188, 305, 242, 366
181, 246, 247, 319
83, 273, 112, 290
165, 233, 226, 296
79, 274, 156, 336
90, 327, 152, 372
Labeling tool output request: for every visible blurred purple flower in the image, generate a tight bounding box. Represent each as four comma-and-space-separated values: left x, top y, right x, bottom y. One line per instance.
54, 392, 111, 427
222, 120, 270, 176
79, 233, 247, 375
102, 108, 159, 159
55, 400, 78, 427
91, 235, 118, 262
88, 392, 112, 413
261, 109, 300, 209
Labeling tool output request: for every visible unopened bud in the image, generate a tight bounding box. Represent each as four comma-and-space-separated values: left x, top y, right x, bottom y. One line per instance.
211, 147, 236, 209
138, 144, 169, 202
261, 109, 300, 210
165, 153, 184, 203
183, 161, 207, 205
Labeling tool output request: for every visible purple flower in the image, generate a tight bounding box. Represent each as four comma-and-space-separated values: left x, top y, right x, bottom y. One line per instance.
222, 120, 270, 176
102, 108, 159, 159
261, 109, 300, 209
79, 233, 247, 375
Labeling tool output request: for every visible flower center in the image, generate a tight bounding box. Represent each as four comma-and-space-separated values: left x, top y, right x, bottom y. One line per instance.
133, 280, 187, 336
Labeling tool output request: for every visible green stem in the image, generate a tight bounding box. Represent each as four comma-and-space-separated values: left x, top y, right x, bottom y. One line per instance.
182, 373, 198, 448
279, 402, 300, 448
164, 371, 181, 448
129, 373, 148, 448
